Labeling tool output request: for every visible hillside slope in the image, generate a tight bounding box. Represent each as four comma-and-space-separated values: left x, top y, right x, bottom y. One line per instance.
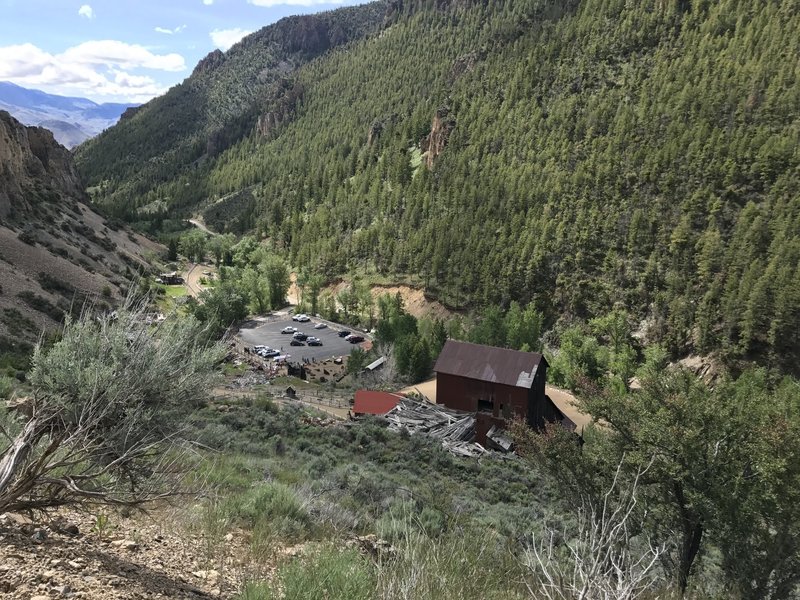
77, 0, 800, 373
75, 2, 388, 211
0, 110, 160, 367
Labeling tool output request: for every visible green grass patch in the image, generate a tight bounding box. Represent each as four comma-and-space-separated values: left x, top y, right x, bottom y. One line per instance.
239, 545, 375, 600
222, 362, 249, 377
164, 285, 188, 298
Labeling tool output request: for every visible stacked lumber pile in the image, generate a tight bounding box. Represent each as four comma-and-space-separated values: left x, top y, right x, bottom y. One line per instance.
385, 399, 488, 457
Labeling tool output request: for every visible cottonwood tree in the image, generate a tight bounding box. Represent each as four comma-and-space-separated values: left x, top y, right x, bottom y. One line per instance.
0, 302, 223, 513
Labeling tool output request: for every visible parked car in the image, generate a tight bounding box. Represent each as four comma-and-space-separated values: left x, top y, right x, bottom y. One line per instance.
313, 322, 327, 329
281, 326, 297, 334
338, 330, 351, 338
292, 332, 308, 341
296, 315, 311, 322
254, 345, 268, 351
290, 339, 305, 346
307, 338, 322, 346
264, 349, 280, 358
348, 335, 365, 344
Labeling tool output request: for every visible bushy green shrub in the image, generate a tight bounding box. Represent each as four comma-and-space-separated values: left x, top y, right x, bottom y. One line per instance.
224, 482, 310, 545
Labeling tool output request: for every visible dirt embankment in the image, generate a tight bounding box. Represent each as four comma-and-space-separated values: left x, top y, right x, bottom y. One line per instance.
289, 275, 454, 321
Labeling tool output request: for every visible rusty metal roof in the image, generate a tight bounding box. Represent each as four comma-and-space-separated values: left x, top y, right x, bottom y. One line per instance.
433, 340, 546, 389
353, 390, 404, 415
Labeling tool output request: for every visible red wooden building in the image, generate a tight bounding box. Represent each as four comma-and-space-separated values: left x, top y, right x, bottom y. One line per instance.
434, 340, 565, 444
352, 390, 404, 416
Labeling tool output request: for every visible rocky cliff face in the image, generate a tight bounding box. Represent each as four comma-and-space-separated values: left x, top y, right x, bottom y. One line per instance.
0, 111, 85, 221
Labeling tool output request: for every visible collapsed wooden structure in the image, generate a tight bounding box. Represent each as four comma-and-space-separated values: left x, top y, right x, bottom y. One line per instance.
384, 398, 512, 458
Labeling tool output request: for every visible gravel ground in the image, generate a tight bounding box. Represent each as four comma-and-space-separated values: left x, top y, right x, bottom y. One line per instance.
0, 508, 252, 599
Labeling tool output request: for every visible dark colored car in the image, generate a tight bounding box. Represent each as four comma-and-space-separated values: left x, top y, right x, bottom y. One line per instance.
292, 332, 308, 341
338, 330, 351, 337
348, 335, 365, 344
307, 339, 323, 346
290, 339, 305, 346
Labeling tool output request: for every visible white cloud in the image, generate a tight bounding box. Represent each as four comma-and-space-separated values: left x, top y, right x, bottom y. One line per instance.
78, 4, 94, 19
203, 0, 213, 4
209, 28, 252, 51
61, 40, 185, 71
0, 41, 186, 102
155, 25, 187, 35
248, 0, 345, 5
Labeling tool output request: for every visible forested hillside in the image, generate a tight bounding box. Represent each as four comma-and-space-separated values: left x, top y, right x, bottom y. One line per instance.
76, 0, 800, 373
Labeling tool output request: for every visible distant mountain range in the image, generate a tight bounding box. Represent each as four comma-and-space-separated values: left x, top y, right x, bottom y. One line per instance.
0, 82, 138, 149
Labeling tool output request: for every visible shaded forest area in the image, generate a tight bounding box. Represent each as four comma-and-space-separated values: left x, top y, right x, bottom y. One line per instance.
77, 0, 800, 374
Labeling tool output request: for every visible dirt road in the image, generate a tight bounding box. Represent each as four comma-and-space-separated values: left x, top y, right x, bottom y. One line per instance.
188, 217, 216, 236
183, 263, 217, 297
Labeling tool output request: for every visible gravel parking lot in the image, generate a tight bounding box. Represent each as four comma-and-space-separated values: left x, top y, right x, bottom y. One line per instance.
237, 315, 369, 363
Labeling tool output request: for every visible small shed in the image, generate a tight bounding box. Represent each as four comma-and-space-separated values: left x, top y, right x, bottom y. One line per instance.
353, 390, 404, 416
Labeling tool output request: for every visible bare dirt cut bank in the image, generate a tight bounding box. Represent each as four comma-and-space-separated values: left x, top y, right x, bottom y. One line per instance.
289, 274, 455, 321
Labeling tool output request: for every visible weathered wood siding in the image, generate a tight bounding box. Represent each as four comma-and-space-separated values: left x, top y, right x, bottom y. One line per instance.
436, 363, 558, 443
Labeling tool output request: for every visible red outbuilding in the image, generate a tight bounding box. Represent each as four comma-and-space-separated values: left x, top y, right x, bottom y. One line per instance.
353, 390, 405, 416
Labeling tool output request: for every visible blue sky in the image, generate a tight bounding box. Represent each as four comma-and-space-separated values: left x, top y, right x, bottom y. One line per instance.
0, 0, 372, 104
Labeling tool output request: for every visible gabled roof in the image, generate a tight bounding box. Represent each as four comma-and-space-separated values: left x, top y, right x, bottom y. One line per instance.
353, 390, 405, 416
433, 340, 547, 389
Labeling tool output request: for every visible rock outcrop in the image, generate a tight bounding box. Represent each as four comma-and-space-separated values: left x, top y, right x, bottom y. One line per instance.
255, 80, 304, 140
192, 49, 226, 76
0, 111, 85, 221
420, 105, 455, 168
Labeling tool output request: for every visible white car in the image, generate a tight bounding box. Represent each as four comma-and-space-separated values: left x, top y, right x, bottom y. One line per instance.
313, 322, 327, 329
296, 314, 311, 323
281, 326, 297, 334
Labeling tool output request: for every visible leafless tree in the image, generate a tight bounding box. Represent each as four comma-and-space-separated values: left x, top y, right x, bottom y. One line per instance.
0, 300, 224, 513
524, 458, 666, 600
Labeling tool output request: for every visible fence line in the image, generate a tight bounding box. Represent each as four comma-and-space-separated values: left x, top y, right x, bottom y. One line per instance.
294, 393, 350, 409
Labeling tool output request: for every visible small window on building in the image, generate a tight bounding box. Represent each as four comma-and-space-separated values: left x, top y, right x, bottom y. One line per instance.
478, 398, 492, 412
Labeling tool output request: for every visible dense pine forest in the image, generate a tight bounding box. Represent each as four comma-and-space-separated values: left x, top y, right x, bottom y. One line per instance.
76, 0, 800, 374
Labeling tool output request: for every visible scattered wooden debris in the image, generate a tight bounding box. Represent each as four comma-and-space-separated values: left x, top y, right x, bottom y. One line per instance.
384, 398, 493, 457
486, 425, 514, 452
